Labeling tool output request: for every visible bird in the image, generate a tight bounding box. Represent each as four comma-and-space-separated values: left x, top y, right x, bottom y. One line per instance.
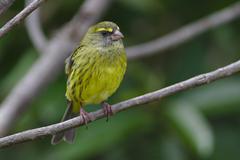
51, 21, 127, 144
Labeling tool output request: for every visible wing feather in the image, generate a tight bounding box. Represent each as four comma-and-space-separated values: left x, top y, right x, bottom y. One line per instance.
65, 46, 83, 75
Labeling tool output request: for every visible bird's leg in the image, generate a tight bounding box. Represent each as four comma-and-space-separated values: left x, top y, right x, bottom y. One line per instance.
101, 101, 113, 122
80, 108, 95, 129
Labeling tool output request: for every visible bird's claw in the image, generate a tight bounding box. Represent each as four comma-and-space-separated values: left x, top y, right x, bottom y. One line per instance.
101, 102, 113, 122
80, 108, 95, 129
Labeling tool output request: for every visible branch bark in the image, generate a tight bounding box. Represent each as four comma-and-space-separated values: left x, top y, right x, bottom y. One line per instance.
1, 59, 240, 148
127, 1, 240, 59
25, 0, 48, 53
0, 0, 111, 136
0, 0, 15, 16
0, 0, 47, 38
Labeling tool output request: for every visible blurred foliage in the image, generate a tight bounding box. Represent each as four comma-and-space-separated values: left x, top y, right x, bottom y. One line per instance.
1, 0, 240, 160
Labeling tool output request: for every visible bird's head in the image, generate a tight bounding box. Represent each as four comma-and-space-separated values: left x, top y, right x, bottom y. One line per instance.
83, 21, 124, 47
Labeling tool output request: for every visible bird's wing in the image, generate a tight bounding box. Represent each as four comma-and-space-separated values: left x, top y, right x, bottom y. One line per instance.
65, 46, 82, 75
65, 56, 73, 75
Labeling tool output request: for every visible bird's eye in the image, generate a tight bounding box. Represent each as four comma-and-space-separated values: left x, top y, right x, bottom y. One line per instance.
101, 31, 109, 36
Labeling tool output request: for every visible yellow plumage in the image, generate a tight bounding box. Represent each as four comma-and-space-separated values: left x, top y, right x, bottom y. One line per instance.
51, 21, 127, 144
65, 43, 126, 113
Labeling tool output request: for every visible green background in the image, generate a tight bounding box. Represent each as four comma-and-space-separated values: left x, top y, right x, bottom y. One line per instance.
0, 0, 240, 159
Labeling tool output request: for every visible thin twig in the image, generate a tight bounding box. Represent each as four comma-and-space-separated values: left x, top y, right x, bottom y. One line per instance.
127, 1, 240, 59
0, 0, 47, 38
0, 0, 111, 136
0, 0, 15, 16
1, 59, 240, 148
25, 0, 48, 53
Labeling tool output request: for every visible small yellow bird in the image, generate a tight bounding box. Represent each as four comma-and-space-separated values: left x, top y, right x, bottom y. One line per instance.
51, 21, 127, 144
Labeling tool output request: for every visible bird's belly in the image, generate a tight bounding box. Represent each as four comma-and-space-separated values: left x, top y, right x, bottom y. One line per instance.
82, 66, 124, 104
84, 90, 111, 104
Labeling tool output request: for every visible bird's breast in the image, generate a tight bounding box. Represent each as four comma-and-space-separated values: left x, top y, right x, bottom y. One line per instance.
66, 46, 127, 107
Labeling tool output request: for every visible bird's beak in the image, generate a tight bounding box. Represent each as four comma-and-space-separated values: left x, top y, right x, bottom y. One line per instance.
111, 30, 124, 41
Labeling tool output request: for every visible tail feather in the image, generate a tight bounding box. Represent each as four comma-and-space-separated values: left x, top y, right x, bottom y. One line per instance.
63, 128, 75, 144
51, 101, 79, 145
51, 132, 65, 145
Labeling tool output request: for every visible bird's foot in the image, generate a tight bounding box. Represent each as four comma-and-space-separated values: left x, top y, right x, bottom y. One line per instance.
80, 108, 95, 129
101, 102, 113, 122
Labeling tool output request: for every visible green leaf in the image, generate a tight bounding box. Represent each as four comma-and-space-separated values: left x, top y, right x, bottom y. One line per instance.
165, 102, 214, 158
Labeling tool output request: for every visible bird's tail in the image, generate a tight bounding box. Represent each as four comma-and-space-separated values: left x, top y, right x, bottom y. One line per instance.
51, 101, 79, 145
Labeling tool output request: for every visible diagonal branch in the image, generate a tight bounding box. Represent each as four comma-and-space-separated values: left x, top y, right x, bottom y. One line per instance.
0, 0, 15, 16
0, 1, 239, 137
0, 0, 47, 38
0, 0, 111, 136
1, 58, 240, 148
127, 1, 240, 59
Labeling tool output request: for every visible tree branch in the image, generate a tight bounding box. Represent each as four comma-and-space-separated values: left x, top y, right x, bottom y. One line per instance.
25, 0, 48, 53
0, 1, 239, 137
0, 0, 47, 38
126, 1, 240, 59
0, 0, 111, 136
1, 59, 240, 148
0, 0, 15, 16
